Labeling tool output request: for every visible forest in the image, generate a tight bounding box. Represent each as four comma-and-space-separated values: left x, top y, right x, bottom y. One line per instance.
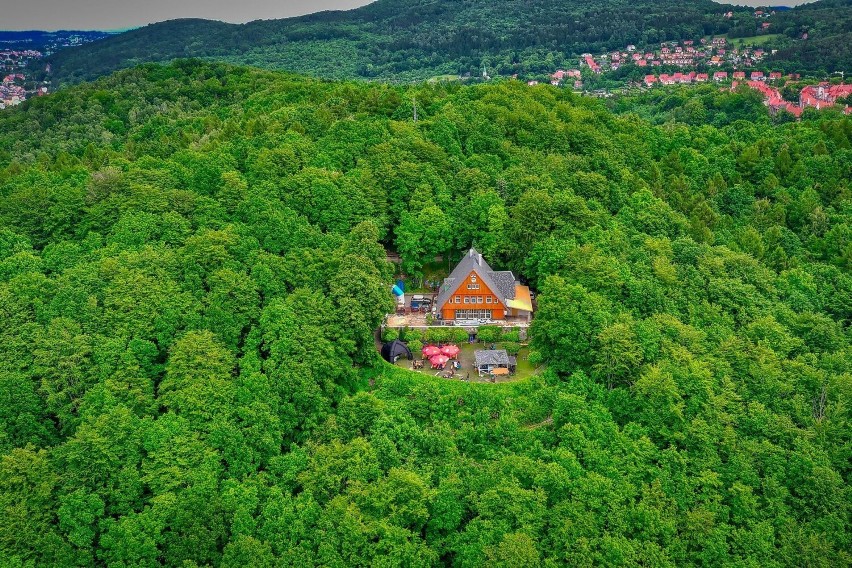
0, 60, 850, 566
40, 0, 852, 86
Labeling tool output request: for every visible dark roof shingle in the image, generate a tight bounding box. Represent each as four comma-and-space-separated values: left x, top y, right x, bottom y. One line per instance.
474, 349, 509, 366
436, 248, 515, 309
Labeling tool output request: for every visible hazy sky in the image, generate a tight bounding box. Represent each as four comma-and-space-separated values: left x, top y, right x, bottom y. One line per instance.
4, 0, 818, 31
2, 0, 375, 31
712, 0, 816, 6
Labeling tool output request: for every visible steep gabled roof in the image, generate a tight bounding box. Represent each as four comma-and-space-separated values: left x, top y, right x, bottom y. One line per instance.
489, 271, 516, 300
436, 248, 515, 310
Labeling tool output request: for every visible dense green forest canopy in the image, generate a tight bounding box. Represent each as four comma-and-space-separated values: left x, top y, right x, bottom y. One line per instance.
41, 0, 852, 86
0, 60, 850, 565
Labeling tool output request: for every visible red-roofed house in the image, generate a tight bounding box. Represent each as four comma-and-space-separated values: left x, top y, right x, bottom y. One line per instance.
733, 71, 746, 80
769, 72, 782, 80
799, 83, 852, 111
714, 71, 728, 81
785, 104, 803, 118
644, 75, 657, 87
696, 73, 709, 82
751, 71, 765, 81
583, 54, 601, 74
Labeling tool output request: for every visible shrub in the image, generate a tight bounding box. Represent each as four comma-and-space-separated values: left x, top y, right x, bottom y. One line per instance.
528, 351, 543, 366
401, 328, 423, 342
407, 339, 423, 353
502, 330, 520, 343
426, 327, 450, 343
451, 328, 469, 343
382, 327, 399, 342
477, 326, 501, 344
503, 342, 521, 356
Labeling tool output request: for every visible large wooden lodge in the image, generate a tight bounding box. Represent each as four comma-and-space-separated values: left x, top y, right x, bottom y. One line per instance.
435, 248, 533, 325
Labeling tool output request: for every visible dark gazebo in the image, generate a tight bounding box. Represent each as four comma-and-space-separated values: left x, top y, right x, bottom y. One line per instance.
381, 339, 412, 363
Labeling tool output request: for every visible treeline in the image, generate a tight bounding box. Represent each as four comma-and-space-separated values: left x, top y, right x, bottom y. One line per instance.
766, 0, 852, 73
38, 0, 761, 84
39, 0, 852, 87
0, 61, 850, 565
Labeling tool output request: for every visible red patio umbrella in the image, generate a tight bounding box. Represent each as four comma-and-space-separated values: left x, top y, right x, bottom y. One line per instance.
422, 345, 441, 357
441, 344, 460, 358
429, 354, 450, 366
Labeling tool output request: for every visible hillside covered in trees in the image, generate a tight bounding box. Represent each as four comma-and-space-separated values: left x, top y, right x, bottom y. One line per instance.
41, 0, 852, 86
0, 61, 850, 565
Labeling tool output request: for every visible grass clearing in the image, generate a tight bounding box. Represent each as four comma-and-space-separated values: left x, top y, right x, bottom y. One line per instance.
389, 342, 540, 384
729, 33, 783, 47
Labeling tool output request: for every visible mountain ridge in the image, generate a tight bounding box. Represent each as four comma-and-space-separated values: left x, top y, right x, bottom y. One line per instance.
35, 0, 852, 85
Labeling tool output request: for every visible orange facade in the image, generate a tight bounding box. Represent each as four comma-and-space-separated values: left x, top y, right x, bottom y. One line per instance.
440, 270, 505, 320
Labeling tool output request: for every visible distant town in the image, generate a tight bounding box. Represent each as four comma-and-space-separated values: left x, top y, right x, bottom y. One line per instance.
0, 49, 46, 109
0, 30, 112, 109
528, 33, 851, 118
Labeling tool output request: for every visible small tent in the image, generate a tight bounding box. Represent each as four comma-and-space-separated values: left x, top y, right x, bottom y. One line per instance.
381, 339, 412, 363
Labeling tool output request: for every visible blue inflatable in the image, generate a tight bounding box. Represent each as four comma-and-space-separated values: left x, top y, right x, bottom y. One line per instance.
392, 285, 404, 297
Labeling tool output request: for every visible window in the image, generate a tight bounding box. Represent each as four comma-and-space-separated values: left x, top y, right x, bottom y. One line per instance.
455, 296, 460, 304
464, 297, 470, 304
486, 296, 492, 304
454, 309, 493, 320
478, 296, 483, 303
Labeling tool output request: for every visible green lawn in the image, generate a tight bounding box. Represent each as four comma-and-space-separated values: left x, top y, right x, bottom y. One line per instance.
428, 74, 460, 83
729, 33, 783, 47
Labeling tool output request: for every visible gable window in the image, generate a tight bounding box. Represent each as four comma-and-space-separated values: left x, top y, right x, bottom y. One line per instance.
455, 296, 461, 304
464, 297, 470, 304
486, 296, 492, 304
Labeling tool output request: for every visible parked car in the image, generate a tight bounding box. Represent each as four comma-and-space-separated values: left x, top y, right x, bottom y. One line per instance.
410, 295, 432, 310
